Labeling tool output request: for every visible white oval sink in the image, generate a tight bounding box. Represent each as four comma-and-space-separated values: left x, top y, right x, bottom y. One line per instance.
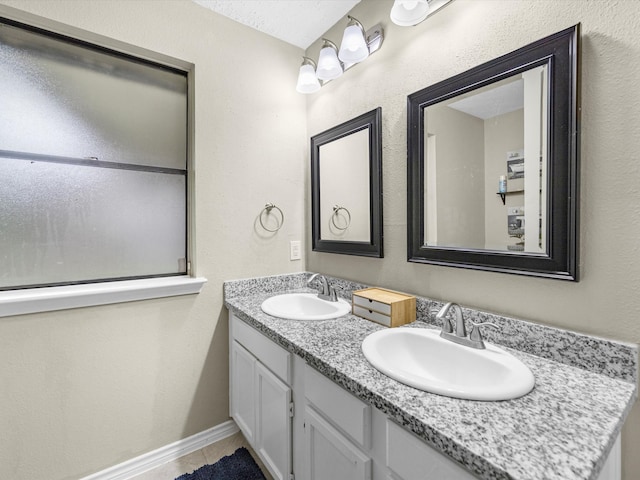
362, 328, 534, 401
261, 293, 351, 321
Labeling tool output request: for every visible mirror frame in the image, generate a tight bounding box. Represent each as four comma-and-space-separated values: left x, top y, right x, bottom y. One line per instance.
407, 25, 580, 280
311, 107, 383, 257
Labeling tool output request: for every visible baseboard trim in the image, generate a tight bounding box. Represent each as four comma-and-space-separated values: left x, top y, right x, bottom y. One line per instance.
80, 420, 240, 480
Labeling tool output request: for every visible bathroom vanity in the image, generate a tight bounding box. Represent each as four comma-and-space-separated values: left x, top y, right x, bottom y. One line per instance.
225, 273, 637, 480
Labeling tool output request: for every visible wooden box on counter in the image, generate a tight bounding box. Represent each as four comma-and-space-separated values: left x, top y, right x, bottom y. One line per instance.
352, 288, 416, 328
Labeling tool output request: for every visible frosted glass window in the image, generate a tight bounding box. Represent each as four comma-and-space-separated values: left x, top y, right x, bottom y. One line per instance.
0, 19, 189, 290
0, 21, 187, 169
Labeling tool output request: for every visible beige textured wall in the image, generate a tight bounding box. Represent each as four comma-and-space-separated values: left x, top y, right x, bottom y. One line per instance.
305, 0, 640, 477
0, 1, 306, 479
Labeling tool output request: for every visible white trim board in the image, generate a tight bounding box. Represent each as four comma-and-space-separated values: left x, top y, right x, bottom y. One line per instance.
80, 420, 240, 480
0, 276, 207, 318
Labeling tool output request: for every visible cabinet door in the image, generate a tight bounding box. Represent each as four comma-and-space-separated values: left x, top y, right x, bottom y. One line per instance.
230, 340, 255, 444
386, 420, 475, 480
305, 406, 371, 480
256, 361, 292, 480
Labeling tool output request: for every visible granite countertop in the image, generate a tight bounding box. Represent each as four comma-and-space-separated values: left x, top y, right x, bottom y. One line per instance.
224, 273, 638, 480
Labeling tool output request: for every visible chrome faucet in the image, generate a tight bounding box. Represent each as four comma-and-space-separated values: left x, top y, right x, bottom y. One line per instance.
436, 302, 498, 349
307, 273, 338, 302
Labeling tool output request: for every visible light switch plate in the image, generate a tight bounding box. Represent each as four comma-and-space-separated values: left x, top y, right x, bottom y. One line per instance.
290, 240, 301, 260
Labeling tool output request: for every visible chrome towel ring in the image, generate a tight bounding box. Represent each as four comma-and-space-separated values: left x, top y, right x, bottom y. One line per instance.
331, 205, 351, 230
259, 203, 284, 232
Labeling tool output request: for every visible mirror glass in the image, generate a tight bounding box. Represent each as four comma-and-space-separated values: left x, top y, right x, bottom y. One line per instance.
319, 128, 370, 242
424, 66, 548, 254
311, 108, 383, 257
408, 26, 579, 280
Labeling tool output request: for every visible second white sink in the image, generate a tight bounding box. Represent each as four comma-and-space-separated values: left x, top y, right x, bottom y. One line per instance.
261, 293, 351, 321
361, 327, 535, 401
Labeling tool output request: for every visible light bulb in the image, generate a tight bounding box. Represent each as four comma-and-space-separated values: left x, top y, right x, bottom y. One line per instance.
296, 58, 320, 94
390, 0, 430, 26
338, 19, 369, 64
316, 40, 343, 81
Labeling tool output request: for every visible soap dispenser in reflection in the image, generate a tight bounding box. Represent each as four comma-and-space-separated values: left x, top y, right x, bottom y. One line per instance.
498, 175, 507, 193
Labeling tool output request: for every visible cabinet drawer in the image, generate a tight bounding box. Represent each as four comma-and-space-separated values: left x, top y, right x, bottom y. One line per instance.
231, 314, 291, 385
353, 305, 391, 327
387, 420, 475, 480
353, 295, 392, 315
305, 364, 371, 449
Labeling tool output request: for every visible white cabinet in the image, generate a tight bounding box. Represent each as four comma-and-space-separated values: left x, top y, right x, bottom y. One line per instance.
305, 406, 371, 480
229, 313, 292, 480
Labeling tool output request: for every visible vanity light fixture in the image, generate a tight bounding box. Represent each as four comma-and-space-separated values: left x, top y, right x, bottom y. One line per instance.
390, 0, 452, 26
296, 17, 384, 94
316, 39, 343, 81
296, 56, 321, 94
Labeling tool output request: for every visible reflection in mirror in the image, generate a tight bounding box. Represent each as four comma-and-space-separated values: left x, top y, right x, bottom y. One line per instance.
319, 128, 370, 241
424, 66, 548, 253
408, 25, 579, 280
311, 108, 383, 257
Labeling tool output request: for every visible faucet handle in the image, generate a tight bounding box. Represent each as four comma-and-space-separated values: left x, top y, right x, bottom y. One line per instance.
327, 284, 341, 302
436, 302, 455, 331
469, 322, 499, 343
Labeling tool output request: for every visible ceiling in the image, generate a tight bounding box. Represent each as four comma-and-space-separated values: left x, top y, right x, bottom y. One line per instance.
448, 78, 524, 120
191, 0, 361, 50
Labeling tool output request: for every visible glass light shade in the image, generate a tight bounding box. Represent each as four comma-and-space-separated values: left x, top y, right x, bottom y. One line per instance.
338, 24, 369, 64
296, 63, 320, 94
390, 0, 430, 26
316, 46, 343, 81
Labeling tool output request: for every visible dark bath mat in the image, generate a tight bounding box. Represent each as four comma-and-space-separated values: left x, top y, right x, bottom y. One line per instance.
175, 447, 266, 480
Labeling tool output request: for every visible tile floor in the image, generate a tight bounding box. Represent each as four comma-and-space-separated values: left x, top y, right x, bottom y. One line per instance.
130, 431, 273, 480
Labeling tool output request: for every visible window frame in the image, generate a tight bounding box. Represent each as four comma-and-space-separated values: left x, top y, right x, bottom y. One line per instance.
0, 6, 205, 317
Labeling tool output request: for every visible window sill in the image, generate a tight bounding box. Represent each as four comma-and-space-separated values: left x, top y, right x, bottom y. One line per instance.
0, 276, 207, 318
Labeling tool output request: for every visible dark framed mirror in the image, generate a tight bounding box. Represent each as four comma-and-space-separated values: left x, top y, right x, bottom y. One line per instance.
312, 107, 383, 257
407, 25, 579, 280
